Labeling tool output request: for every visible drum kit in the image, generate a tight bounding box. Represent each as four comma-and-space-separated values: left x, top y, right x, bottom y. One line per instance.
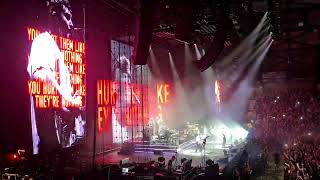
152, 128, 179, 145
150, 121, 203, 145
186, 122, 200, 137
178, 122, 199, 139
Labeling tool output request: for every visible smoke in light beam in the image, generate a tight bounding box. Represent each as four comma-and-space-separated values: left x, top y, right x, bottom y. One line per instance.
149, 46, 161, 76
194, 44, 202, 60
215, 80, 221, 103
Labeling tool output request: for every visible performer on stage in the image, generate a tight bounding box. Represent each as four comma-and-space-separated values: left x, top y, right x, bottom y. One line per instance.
195, 134, 203, 153
222, 134, 226, 148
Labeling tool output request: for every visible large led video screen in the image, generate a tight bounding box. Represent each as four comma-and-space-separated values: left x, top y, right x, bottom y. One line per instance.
27, 27, 86, 154
109, 40, 149, 143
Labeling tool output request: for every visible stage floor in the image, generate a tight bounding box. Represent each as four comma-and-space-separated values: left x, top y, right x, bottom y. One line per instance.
95, 142, 245, 168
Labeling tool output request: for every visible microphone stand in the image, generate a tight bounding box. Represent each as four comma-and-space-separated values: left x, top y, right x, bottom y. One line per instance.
202, 136, 209, 168
202, 138, 206, 168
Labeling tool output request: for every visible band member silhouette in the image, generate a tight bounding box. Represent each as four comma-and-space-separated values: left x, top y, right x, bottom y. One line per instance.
222, 134, 226, 148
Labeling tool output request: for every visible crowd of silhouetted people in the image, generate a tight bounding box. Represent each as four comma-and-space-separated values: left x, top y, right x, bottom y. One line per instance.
1, 149, 256, 180
254, 89, 319, 142
283, 135, 320, 180
253, 88, 320, 180
3, 87, 319, 179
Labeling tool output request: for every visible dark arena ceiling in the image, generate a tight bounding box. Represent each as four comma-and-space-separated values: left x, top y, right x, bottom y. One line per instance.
4, 1, 320, 77
96, 0, 320, 79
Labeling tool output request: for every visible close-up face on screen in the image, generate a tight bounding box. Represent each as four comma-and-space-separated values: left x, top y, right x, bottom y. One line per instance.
27, 27, 86, 154
110, 40, 149, 143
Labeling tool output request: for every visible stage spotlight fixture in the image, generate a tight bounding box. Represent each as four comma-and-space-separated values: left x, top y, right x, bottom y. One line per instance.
194, 44, 202, 60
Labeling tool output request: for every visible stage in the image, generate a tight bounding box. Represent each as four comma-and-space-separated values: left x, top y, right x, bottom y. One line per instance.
95, 140, 246, 168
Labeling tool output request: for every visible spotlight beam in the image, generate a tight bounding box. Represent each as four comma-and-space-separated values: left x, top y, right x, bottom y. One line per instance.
168, 52, 192, 123
148, 46, 161, 76
225, 38, 273, 120
194, 44, 202, 60
217, 31, 272, 87
223, 35, 272, 102
216, 12, 269, 69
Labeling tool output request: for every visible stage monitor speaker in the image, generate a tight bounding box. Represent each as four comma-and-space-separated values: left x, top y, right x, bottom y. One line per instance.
118, 144, 133, 155
154, 150, 163, 155
133, 0, 154, 65
120, 158, 130, 165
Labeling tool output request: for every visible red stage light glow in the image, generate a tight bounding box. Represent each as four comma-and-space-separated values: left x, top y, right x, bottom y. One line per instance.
157, 83, 170, 104
97, 80, 117, 106
97, 106, 112, 132
96, 80, 116, 132
155, 83, 171, 123
96, 80, 148, 132
215, 80, 221, 103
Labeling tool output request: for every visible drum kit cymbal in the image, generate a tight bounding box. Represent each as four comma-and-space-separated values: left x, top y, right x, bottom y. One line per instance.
150, 120, 205, 145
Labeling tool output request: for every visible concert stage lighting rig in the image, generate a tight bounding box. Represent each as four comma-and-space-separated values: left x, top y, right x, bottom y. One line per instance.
268, 0, 281, 39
